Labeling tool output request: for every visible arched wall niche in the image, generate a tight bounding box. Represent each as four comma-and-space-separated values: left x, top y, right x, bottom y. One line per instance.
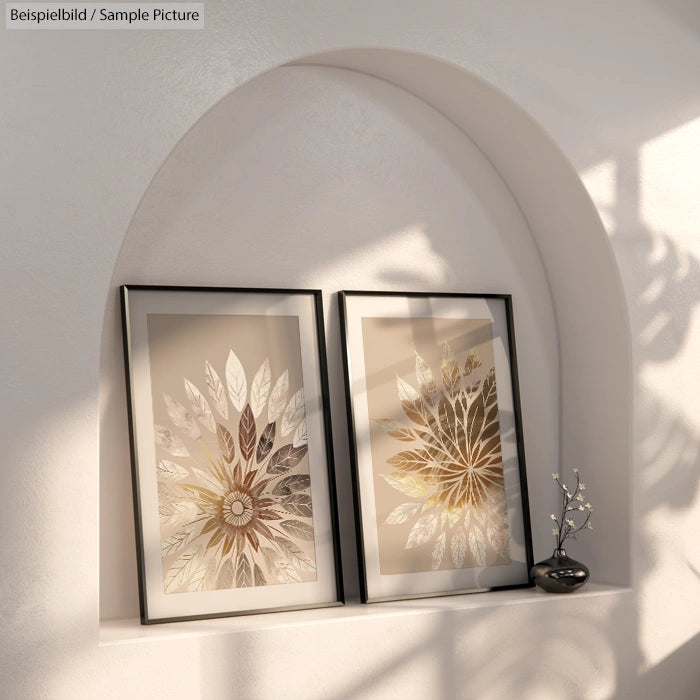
100, 48, 630, 621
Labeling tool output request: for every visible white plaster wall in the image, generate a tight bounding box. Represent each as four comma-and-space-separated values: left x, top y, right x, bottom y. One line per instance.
2, 2, 700, 699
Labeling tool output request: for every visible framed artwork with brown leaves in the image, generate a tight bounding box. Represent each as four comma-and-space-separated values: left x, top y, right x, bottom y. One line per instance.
339, 291, 533, 603
121, 285, 343, 623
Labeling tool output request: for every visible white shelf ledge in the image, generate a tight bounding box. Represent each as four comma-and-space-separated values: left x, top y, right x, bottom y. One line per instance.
99, 583, 630, 646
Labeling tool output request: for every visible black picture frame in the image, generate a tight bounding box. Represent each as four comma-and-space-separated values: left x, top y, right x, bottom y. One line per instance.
338, 290, 533, 603
121, 285, 343, 623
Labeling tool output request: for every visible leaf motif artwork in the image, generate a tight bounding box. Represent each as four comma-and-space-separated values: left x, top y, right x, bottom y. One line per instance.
451, 528, 467, 568
155, 425, 190, 457
236, 553, 252, 588
440, 343, 460, 400
122, 287, 342, 621
157, 459, 189, 482
250, 358, 271, 419
256, 422, 276, 464
415, 351, 438, 406
373, 418, 420, 443
292, 418, 308, 448
253, 563, 267, 587
396, 376, 427, 427
225, 349, 247, 413
164, 546, 207, 593
216, 423, 236, 464
275, 536, 316, 573
280, 519, 315, 541
267, 444, 309, 475
281, 493, 313, 517
205, 361, 228, 420
163, 393, 201, 440
381, 471, 429, 498
280, 388, 305, 437
432, 532, 446, 570
238, 404, 257, 463
340, 293, 532, 603
162, 527, 196, 557
184, 378, 216, 433
150, 344, 317, 594
272, 474, 311, 496
276, 558, 303, 584
405, 512, 439, 550
384, 502, 421, 525
267, 369, 289, 424
373, 338, 512, 574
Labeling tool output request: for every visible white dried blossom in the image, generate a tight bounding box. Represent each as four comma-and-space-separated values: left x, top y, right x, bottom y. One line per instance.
549, 468, 593, 548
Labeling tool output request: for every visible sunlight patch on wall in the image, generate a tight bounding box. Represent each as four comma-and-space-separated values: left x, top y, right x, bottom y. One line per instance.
637, 388, 700, 673
580, 116, 700, 674
640, 116, 700, 259
636, 115, 700, 428
452, 598, 619, 699
639, 502, 700, 670
579, 158, 617, 234
634, 115, 700, 671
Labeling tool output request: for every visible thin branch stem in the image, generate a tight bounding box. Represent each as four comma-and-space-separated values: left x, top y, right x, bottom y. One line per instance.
551, 470, 592, 549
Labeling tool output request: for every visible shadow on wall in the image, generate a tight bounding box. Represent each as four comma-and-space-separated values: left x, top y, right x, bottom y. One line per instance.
97, 52, 700, 699
311, 142, 700, 698
327, 174, 700, 698
652, 0, 700, 35
195, 600, 624, 699
610, 151, 700, 696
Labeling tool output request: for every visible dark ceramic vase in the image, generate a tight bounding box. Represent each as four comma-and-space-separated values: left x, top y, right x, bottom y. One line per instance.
530, 548, 590, 593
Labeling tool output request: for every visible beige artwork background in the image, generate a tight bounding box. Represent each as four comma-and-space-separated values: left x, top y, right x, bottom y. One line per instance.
360, 315, 510, 575
146, 312, 318, 589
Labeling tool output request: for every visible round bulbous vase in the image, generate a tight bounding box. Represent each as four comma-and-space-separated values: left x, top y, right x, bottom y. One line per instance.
530, 548, 590, 593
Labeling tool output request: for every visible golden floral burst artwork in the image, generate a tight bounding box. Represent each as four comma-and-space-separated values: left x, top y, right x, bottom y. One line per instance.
375, 342, 512, 573
154, 348, 317, 593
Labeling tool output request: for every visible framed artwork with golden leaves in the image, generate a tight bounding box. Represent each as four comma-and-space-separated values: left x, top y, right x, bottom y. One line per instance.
339, 291, 533, 602
121, 285, 343, 623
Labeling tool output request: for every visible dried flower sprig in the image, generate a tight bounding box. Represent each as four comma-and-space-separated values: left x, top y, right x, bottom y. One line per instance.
550, 468, 592, 550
